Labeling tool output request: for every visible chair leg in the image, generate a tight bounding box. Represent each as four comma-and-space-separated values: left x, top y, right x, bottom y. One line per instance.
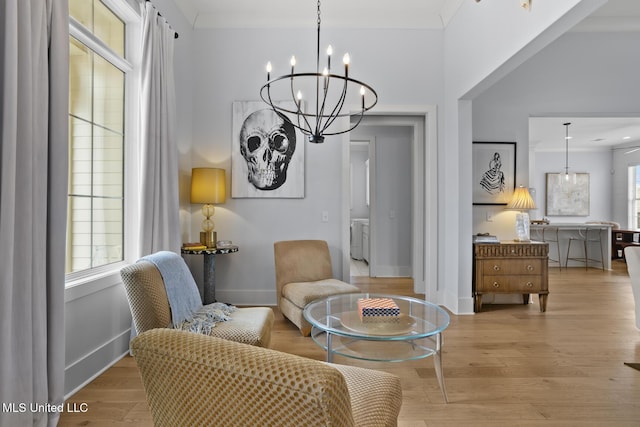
583, 240, 589, 270
598, 238, 605, 271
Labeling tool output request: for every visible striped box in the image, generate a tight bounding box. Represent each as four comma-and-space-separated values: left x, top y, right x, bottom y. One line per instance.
357, 298, 400, 321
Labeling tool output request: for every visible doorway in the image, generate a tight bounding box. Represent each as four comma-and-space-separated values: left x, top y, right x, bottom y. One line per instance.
342, 109, 437, 298
349, 139, 371, 277
349, 126, 413, 278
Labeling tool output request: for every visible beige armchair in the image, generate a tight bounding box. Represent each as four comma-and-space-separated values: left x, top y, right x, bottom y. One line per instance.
274, 240, 359, 336
131, 328, 402, 427
121, 256, 274, 347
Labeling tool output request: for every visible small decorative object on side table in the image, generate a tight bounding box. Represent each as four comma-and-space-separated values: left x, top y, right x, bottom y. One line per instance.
181, 242, 239, 304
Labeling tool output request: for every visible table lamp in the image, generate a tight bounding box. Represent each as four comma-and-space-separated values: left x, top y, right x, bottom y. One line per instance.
190, 168, 226, 248
506, 186, 536, 242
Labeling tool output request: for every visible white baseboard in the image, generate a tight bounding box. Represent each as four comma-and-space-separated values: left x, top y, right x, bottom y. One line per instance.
371, 265, 412, 277
64, 329, 131, 399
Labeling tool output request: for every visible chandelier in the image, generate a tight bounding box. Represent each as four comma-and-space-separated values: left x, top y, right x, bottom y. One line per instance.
260, 0, 378, 144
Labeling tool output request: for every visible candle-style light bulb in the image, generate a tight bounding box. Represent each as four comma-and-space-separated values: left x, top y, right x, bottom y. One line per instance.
327, 45, 333, 71
322, 67, 328, 76
360, 86, 365, 109
296, 90, 302, 101
290, 56, 296, 74
266, 61, 272, 81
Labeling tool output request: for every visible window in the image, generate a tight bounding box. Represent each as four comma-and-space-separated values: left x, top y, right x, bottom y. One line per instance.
67, 0, 138, 278
629, 166, 640, 229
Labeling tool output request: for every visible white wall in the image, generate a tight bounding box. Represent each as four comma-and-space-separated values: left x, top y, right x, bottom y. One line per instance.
531, 150, 613, 221
472, 30, 640, 238
441, 0, 602, 313
188, 27, 444, 304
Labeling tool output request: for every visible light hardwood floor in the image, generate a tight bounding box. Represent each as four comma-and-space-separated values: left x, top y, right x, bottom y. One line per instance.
59, 262, 640, 426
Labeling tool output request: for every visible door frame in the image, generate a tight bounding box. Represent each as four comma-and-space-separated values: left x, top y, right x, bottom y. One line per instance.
341, 105, 438, 300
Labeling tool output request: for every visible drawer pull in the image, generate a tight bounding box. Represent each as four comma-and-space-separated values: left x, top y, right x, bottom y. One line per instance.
493, 265, 501, 271
526, 282, 533, 288
526, 265, 534, 271
492, 282, 500, 288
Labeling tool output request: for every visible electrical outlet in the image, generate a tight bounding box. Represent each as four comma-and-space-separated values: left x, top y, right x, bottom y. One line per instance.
321, 211, 329, 222
486, 212, 493, 222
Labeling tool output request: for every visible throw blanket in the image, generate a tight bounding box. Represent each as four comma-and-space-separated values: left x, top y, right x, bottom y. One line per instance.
177, 302, 237, 335
141, 251, 203, 327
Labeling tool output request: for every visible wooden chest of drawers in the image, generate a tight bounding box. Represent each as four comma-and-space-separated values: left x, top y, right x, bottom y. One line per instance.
473, 242, 549, 312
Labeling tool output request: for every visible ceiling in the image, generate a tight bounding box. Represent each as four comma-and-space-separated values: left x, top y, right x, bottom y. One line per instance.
172, 0, 640, 151
173, 0, 466, 29
173, 0, 640, 30
529, 117, 640, 152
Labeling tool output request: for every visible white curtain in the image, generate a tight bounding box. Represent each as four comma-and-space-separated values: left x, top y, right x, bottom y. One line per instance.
0, 0, 68, 426
139, 2, 180, 256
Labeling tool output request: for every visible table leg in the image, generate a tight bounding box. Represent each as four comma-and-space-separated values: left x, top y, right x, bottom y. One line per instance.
203, 253, 216, 304
433, 333, 448, 403
539, 293, 548, 312
325, 332, 334, 363
474, 294, 483, 312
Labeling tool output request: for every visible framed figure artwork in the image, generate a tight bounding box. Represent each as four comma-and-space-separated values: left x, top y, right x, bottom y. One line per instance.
545, 173, 590, 216
472, 142, 516, 205
231, 101, 305, 198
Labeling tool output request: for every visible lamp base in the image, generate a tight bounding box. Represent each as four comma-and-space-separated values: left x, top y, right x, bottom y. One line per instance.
200, 231, 217, 249
514, 212, 531, 242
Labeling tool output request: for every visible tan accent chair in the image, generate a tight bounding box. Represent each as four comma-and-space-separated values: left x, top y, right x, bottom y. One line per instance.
131, 328, 402, 427
274, 240, 359, 336
121, 259, 274, 348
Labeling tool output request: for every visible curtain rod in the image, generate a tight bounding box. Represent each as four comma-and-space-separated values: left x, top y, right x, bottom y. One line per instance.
145, 0, 179, 39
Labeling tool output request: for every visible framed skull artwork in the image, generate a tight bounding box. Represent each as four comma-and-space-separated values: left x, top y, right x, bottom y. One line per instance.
231, 101, 305, 198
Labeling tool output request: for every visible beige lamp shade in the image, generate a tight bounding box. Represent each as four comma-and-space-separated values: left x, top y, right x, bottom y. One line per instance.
506, 186, 536, 210
191, 168, 226, 204
506, 186, 535, 242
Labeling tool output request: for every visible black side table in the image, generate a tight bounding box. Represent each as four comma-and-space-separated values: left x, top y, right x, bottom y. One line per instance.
181, 245, 239, 304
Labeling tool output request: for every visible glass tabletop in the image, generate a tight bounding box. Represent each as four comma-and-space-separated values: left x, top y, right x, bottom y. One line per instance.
303, 293, 450, 341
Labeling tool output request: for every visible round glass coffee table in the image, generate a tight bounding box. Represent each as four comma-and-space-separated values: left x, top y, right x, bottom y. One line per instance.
303, 293, 450, 402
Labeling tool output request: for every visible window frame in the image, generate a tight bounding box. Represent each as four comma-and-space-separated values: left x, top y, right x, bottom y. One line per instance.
66, 0, 141, 287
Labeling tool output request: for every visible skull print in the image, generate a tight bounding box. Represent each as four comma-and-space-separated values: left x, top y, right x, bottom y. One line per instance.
239, 109, 297, 190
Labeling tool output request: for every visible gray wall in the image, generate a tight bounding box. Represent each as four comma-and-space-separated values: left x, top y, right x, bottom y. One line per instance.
188, 27, 444, 304
472, 31, 640, 238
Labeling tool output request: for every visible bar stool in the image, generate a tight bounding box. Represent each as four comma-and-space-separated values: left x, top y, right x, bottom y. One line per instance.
543, 227, 563, 269
566, 227, 606, 270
